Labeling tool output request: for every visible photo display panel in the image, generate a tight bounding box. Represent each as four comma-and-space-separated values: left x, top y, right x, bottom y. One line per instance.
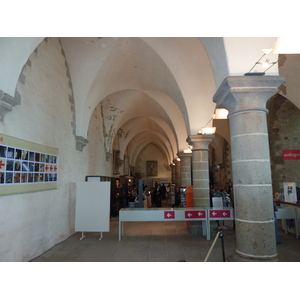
0, 133, 58, 195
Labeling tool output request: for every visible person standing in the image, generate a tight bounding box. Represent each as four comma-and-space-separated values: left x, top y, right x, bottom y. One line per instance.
154, 184, 162, 207
173, 187, 181, 207
161, 183, 167, 200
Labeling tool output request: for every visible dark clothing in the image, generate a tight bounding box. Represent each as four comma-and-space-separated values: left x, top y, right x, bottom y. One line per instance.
161, 184, 167, 199
153, 188, 162, 207
173, 190, 181, 207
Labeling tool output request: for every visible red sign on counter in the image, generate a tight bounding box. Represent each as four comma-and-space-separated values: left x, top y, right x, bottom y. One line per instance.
282, 149, 300, 160
185, 210, 206, 219
164, 211, 175, 219
209, 210, 231, 219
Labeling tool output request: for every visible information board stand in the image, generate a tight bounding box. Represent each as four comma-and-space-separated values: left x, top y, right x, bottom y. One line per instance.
75, 182, 110, 240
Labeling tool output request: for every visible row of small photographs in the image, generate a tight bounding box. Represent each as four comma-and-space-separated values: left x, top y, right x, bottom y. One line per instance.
4, 160, 57, 172
0, 172, 57, 184
0, 145, 57, 163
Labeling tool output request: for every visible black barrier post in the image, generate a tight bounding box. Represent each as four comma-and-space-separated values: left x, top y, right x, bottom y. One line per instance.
218, 226, 226, 262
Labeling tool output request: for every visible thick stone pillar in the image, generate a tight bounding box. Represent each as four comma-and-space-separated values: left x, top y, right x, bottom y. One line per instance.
186, 134, 214, 207
178, 151, 192, 187
173, 159, 181, 188
170, 163, 175, 184
213, 76, 285, 262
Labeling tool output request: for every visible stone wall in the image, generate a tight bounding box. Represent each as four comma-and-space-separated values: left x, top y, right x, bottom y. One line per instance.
267, 94, 300, 194
135, 143, 171, 180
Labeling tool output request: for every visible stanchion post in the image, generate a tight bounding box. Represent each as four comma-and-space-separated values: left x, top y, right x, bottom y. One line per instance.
219, 226, 226, 262
203, 226, 226, 262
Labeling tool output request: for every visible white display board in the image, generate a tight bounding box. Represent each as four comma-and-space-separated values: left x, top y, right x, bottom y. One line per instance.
283, 182, 296, 202
212, 197, 223, 207
75, 182, 110, 233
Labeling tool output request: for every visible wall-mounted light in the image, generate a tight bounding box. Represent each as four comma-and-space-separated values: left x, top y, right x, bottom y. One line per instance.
244, 48, 278, 76
199, 110, 220, 135
199, 127, 216, 135
183, 146, 193, 153
213, 108, 228, 119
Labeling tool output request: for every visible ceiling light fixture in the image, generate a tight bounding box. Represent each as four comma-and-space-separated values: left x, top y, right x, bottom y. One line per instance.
244, 48, 278, 76
213, 108, 228, 119
199, 127, 216, 135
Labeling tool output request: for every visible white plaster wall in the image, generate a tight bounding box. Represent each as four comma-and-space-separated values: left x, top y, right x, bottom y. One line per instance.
86, 103, 113, 176
0, 38, 92, 261
223, 37, 278, 75
135, 143, 171, 179
0, 37, 44, 96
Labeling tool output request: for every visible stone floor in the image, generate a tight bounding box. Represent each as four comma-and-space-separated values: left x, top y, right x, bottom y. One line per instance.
31, 211, 300, 262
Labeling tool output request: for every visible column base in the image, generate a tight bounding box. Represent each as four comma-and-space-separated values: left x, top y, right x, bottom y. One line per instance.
227, 252, 279, 262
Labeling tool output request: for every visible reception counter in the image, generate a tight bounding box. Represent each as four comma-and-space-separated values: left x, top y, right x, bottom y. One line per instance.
275, 200, 300, 238
118, 207, 234, 241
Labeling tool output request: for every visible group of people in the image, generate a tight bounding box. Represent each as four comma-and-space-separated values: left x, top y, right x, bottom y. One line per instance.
150, 183, 183, 208
210, 183, 234, 208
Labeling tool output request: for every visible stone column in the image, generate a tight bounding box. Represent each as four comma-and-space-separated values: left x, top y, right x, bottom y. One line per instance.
186, 134, 214, 207
173, 159, 181, 188
213, 75, 285, 262
170, 163, 175, 184
178, 151, 192, 187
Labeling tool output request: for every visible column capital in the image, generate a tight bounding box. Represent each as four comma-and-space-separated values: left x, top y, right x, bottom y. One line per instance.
186, 134, 214, 150
213, 75, 285, 116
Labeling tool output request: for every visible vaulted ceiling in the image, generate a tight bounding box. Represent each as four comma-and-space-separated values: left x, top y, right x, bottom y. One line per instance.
1, 37, 282, 165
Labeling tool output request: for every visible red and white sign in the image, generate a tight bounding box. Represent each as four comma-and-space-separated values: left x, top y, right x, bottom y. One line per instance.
185, 210, 206, 219
282, 149, 300, 160
0, 159, 6, 171
164, 211, 175, 219
209, 210, 231, 219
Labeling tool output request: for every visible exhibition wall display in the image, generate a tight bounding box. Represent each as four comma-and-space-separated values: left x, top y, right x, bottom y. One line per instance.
0, 133, 58, 195
283, 182, 297, 203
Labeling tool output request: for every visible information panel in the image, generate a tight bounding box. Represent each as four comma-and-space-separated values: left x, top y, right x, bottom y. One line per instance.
75, 182, 110, 232
0, 133, 58, 195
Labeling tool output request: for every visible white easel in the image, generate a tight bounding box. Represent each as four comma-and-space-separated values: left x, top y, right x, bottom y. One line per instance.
79, 231, 103, 240
75, 182, 110, 240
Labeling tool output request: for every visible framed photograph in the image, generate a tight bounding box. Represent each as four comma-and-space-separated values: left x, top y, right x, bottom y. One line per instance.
146, 160, 157, 177
283, 182, 297, 203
